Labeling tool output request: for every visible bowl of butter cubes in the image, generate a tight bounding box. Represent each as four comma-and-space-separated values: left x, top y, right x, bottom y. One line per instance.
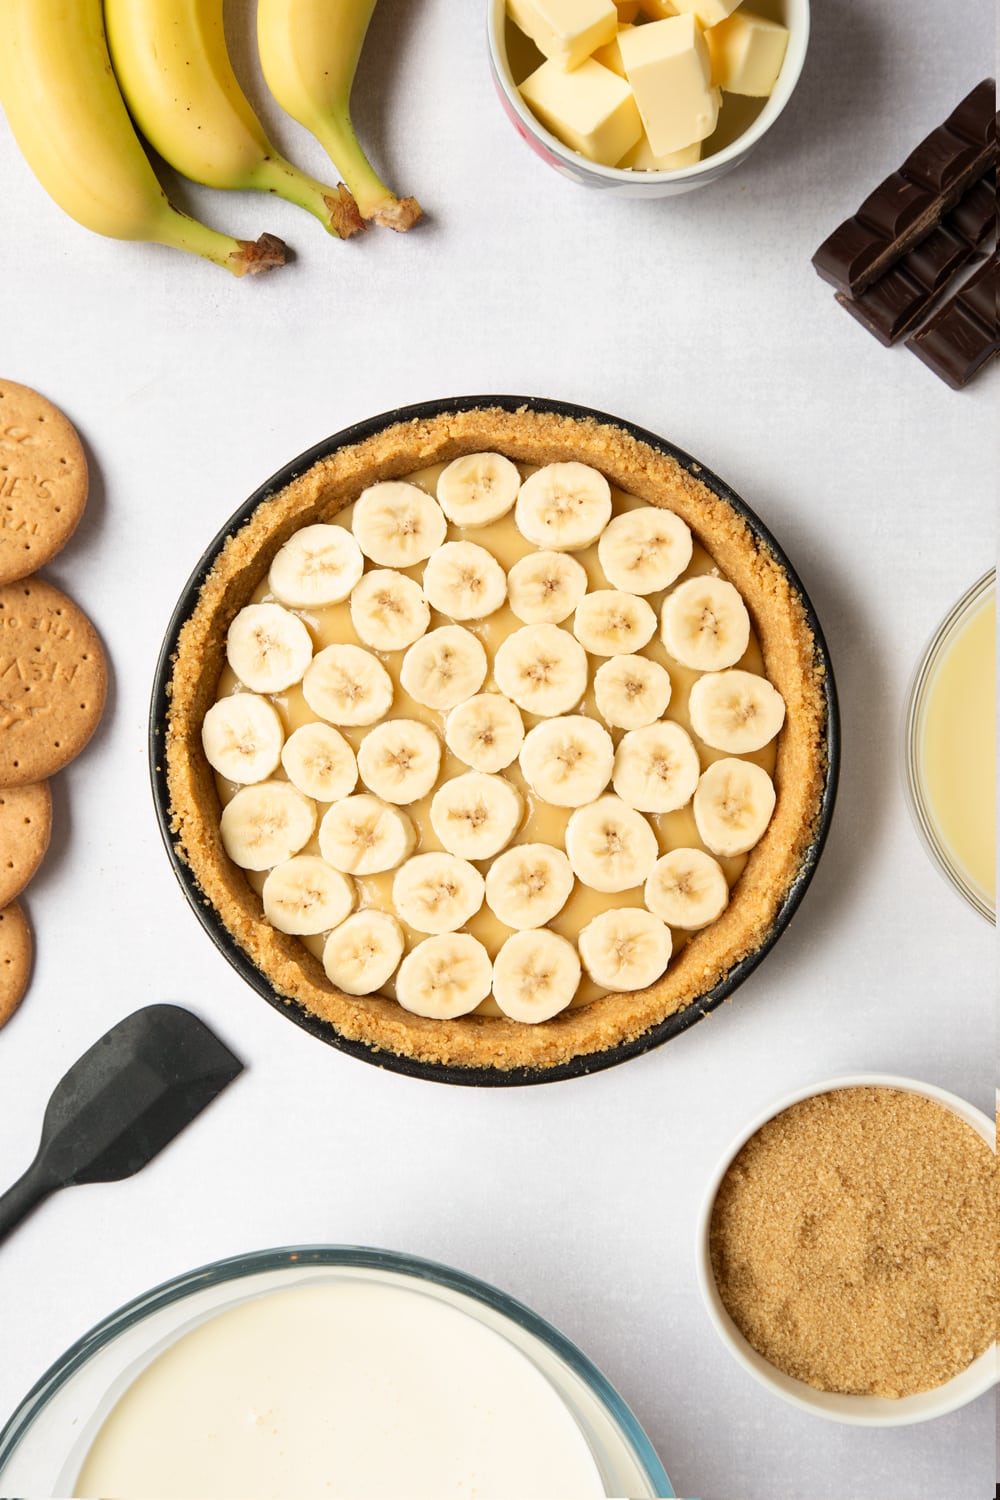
488, 0, 809, 194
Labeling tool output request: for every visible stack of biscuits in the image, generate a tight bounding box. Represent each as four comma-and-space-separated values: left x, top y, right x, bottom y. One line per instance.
0, 379, 107, 1029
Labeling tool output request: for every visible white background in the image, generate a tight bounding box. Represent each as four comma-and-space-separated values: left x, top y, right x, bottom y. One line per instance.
0, 3, 995, 1498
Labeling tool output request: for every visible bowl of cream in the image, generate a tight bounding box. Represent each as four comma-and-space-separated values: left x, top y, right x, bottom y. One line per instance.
0, 1245, 672, 1499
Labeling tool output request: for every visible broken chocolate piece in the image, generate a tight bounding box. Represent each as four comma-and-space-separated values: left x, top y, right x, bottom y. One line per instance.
906, 252, 999, 388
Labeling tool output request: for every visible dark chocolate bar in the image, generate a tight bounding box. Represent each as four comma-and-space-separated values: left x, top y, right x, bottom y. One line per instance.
834, 176, 995, 345
813, 80, 997, 297
906, 251, 999, 388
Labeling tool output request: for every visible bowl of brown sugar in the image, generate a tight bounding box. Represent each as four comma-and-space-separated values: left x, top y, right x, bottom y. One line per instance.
697, 1075, 998, 1424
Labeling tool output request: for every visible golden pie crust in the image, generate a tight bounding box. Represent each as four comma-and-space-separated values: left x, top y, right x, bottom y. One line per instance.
164, 407, 829, 1073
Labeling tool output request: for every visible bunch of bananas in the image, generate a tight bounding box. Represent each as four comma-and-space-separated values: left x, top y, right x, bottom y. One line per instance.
0, 0, 421, 278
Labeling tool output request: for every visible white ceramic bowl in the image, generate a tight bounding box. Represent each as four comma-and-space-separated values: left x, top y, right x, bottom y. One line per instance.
488, 0, 810, 196
696, 1073, 998, 1426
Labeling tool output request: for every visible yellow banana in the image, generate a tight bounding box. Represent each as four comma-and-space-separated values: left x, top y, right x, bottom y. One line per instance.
104, 0, 363, 240
0, 0, 285, 274
256, 0, 421, 230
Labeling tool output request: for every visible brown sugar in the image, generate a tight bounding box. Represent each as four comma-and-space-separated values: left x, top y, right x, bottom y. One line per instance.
709, 1086, 998, 1398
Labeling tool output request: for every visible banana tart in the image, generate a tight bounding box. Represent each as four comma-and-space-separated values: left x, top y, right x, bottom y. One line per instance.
164, 404, 832, 1076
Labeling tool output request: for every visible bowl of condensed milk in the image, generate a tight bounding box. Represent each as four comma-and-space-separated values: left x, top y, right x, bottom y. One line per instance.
0, 1245, 673, 1499
903, 569, 996, 923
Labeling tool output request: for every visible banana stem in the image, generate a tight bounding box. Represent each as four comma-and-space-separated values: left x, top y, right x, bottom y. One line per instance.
154, 205, 287, 275
314, 108, 421, 231
249, 155, 364, 238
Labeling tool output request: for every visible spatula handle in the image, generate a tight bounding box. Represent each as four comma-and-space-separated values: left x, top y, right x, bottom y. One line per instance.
0, 1161, 56, 1245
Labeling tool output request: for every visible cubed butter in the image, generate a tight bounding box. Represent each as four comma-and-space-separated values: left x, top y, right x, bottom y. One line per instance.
639, 1, 680, 17
617, 135, 702, 170
592, 24, 633, 78
669, 0, 740, 26
618, 16, 718, 155
519, 57, 643, 163
616, 1, 642, 19
507, 0, 618, 71
705, 10, 789, 96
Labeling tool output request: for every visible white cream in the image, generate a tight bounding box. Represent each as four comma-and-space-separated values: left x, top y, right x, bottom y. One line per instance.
73, 1280, 606, 1500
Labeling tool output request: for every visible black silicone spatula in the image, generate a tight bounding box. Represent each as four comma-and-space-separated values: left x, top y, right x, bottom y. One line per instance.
0, 1004, 243, 1244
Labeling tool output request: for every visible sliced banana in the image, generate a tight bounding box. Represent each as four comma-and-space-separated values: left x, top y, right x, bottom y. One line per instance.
267, 523, 364, 608
302, 643, 394, 727
573, 590, 657, 657
280, 721, 358, 803
422, 541, 507, 620
484, 843, 575, 930
220, 781, 317, 872
357, 719, 442, 804
506, 550, 588, 625
493, 622, 588, 717
352, 481, 447, 568
565, 795, 658, 893
597, 505, 693, 594
519, 715, 614, 807
445, 693, 524, 773
429, 771, 523, 861
350, 569, 430, 653
322, 909, 405, 996
644, 848, 729, 930
392, 851, 485, 935
492, 929, 580, 1023
226, 602, 313, 694
400, 625, 488, 711
202, 693, 284, 785
660, 574, 751, 671
514, 462, 612, 551
436, 452, 521, 527
262, 856, 356, 936
612, 721, 701, 813
395, 933, 494, 1019
688, 669, 786, 753
318, 794, 416, 875
593, 655, 672, 730
693, 758, 776, 857
578, 907, 672, 992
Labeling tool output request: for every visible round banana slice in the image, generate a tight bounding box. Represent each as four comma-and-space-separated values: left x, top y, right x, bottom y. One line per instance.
519, 715, 614, 807
436, 452, 521, 527
493, 929, 581, 1023
422, 541, 507, 620
660, 574, 751, 671
597, 505, 693, 595
395, 933, 494, 1019
350, 569, 430, 653
506, 550, 588, 625
400, 625, 488, 711
267, 524, 364, 608
514, 462, 612, 552
578, 907, 672, 992
262, 856, 356, 936
593, 655, 672, 730
302, 643, 394, 727
573, 590, 657, 657
493, 622, 589, 717
318, 794, 416, 875
688, 669, 786, 753
202, 693, 284, 785
220, 781, 317, 871
693, 757, 776, 857
357, 719, 442, 804
484, 843, 575, 930
392, 851, 485, 935
445, 693, 524, 773
352, 481, 447, 568
612, 721, 701, 814
280, 721, 358, 803
429, 772, 523, 861
226, 602, 313, 694
322, 909, 405, 996
644, 848, 729, 930
565, 795, 658, 893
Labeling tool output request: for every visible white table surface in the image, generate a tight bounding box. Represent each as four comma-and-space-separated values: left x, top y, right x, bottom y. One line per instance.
0, 4, 995, 1498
